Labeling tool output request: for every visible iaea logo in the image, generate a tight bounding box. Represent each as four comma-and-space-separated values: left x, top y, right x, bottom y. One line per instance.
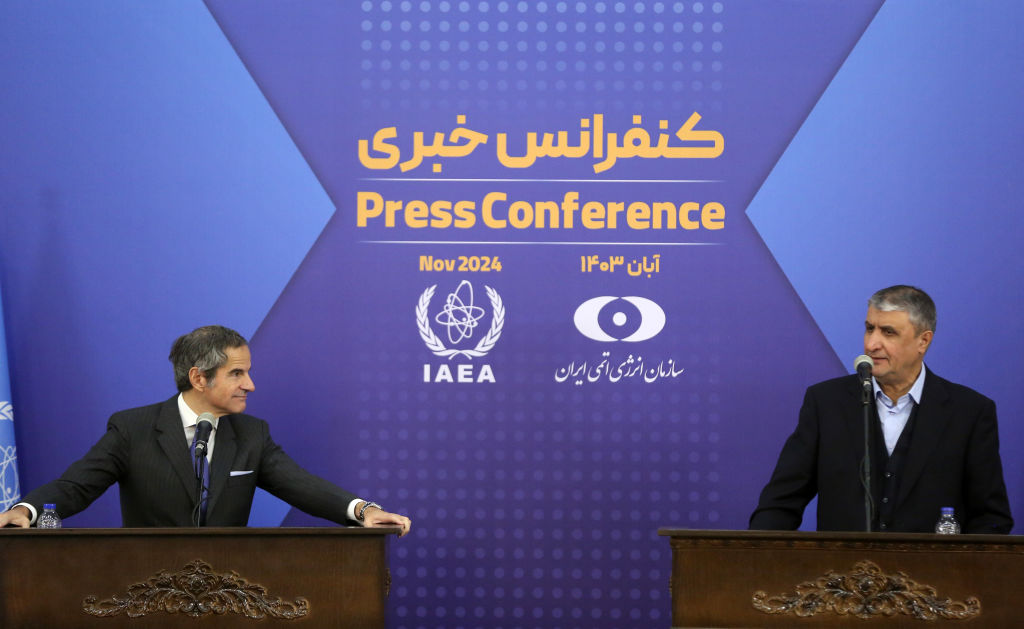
416, 280, 505, 359
0, 401, 17, 511
574, 296, 665, 342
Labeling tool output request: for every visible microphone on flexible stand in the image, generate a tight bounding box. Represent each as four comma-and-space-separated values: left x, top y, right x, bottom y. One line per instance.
853, 355, 875, 532
193, 413, 215, 458
854, 354, 874, 404
192, 413, 215, 527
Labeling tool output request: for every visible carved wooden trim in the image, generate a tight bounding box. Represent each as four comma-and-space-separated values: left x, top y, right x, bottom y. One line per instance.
82, 559, 309, 619
671, 537, 1019, 554
752, 560, 980, 620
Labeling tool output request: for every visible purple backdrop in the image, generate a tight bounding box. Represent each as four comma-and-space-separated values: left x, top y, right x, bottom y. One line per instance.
2, 2, 1021, 627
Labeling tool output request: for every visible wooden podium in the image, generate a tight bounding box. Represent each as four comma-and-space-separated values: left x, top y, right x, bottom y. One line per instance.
0, 526, 398, 628
659, 529, 1024, 628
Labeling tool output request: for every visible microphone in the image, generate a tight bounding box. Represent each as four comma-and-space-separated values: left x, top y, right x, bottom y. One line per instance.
854, 354, 874, 405
853, 354, 875, 531
193, 413, 215, 457
854, 354, 874, 382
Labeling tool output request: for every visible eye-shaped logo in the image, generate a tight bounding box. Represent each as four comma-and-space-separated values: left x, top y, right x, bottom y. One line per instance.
573, 296, 665, 342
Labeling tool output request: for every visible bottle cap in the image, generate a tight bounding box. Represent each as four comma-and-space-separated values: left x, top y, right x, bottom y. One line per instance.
941, 506, 954, 515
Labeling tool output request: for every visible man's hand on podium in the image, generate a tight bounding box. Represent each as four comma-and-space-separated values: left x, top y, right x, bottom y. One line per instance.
358, 502, 411, 537
0, 505, 31, 528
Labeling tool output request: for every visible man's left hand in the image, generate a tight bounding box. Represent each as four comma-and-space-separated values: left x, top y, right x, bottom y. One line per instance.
363, 507, 411, 537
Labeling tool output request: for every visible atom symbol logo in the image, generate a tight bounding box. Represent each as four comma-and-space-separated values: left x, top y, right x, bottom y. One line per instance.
0, 445, 17, 511
0, 400, 19, 510
434, 280, 486, 344
417, 282, 505, 359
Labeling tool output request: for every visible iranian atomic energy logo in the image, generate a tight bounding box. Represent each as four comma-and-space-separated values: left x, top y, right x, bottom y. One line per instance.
417, 280, 504, 359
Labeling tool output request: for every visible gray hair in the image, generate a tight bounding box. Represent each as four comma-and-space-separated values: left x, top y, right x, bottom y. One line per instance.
168, 325, 248, 392
868, 285, 936, 334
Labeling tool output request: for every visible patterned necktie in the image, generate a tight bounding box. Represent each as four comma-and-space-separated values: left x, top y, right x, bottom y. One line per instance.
190, 426, 210, 525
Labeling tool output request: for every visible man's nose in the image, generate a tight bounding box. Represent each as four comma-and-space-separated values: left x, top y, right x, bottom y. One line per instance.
865, 331, 881, 351
243, 374, 255, 391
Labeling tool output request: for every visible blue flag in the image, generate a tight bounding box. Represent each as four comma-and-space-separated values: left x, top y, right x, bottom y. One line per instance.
0, 286, 19, 510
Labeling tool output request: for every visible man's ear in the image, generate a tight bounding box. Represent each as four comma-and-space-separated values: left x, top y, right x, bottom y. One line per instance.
188, 366, 206, 391
917, 329, 934, 355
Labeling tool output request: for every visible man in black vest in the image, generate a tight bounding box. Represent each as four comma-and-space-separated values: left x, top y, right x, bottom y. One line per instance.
750, 285, 1012, 533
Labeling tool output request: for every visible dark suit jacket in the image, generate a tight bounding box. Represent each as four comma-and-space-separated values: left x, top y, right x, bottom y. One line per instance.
749, 369, 1013, 533
22, 396, 357, 526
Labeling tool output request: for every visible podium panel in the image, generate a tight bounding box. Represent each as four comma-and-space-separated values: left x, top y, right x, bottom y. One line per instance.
0, 527, 397, 629
659, 529, 1024, 628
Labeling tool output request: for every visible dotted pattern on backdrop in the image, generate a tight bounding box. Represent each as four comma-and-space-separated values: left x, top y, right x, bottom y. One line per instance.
351, 297, 722, 628
358, 0, 725, 112
351, 3, 725, 627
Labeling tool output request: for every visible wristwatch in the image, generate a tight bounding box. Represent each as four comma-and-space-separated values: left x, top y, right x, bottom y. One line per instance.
357, 501, 382, 521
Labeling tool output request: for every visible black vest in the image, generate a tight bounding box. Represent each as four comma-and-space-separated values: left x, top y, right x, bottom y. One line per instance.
871, 400, 920, 531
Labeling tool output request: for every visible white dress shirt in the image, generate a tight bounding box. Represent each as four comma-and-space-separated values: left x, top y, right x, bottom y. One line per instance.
873, 364, 927, 455
178, 393, 218, 462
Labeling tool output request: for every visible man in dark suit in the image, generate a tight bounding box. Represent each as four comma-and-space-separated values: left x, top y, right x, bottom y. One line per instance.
750, 285, 1012, 534
0, 325, 411, 534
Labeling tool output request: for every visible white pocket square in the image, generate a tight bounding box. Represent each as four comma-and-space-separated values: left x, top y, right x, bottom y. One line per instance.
230, 470, 254, 476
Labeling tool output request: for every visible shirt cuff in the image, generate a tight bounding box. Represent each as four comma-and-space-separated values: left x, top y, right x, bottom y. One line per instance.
347, 498, 364, 524
14, 502, 38, 525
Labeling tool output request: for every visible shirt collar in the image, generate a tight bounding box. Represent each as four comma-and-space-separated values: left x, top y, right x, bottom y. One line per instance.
177, 393, 220, 431
872, 363, 927, 406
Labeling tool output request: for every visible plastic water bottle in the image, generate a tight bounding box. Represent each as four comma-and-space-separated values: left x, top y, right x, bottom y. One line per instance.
934, 507, 960, 535
38, 504, 62, 529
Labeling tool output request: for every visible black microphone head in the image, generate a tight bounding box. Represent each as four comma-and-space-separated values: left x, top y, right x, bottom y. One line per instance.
194, 413, 215, 454
853, 354, 874, 378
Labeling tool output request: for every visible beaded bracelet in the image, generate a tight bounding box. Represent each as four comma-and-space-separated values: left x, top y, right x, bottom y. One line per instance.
358, 501, 382, 521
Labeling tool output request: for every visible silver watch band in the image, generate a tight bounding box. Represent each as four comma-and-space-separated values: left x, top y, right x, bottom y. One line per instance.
358, 501, 382, 521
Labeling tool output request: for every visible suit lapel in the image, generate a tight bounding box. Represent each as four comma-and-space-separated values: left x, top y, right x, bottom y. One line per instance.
155, 396, 198, 502
895, 370, 951, 507
206, 415, 237, 516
